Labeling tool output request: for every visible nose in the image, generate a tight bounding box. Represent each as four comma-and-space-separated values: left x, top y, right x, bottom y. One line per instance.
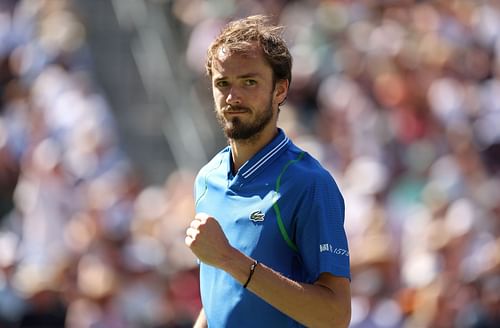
226, 87, 242, 105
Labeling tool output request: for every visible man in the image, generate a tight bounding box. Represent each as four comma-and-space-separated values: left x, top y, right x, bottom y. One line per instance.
185, 15, 351, 328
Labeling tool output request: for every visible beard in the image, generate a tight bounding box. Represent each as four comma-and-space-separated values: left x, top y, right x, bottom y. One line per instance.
215, 99, 274, 141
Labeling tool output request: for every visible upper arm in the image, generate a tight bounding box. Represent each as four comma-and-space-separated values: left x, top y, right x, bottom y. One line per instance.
295, 171, 351, 281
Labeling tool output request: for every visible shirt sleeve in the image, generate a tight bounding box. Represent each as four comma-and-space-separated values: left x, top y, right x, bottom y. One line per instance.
294, 170, 351, 282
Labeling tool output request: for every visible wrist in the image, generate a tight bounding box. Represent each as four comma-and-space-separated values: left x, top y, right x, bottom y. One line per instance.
218, 245, 241, 271
219, 248, 256, 285
243, 260, 258, 288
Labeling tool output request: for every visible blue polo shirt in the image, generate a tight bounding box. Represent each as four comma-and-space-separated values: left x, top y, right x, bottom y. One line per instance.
194, 128, 350, 327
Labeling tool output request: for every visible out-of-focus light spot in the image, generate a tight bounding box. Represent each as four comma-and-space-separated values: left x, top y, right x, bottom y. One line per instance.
473, 113, 500, 150
418, 34, 451, 68
411, 3, 440, 33
123, 236, 166, 271
348, 21, 375, 52
77, 255, 116, 299
63, 147, 98, 179
368, 21, 405, 56
13, 264, 58, 297
64, 213, 96, 254
0, 231, 18, 267
350, 296, 370, 326
87, 177, 120, 211
402, 252, 438, 288
343, 190, 375, 237
290, 43, 319, 83
133, 186, 167, 221
445, 198, 474, 238
38, 11, 85, 55
427, 78, 465, 123
353, 268, 384, 297
13, 177, 38, 215
429, 155, 460, 182
32, 138, 62, 172
373, 72, 406, 107
421, 180, 452, 212
316, 2, 349, 33
317, 75, 360, 112
472, 4, 500, 46
372, 298, 403, 327
344, 156, 388, 195
186, 18, 224, 73
205, 0, 236, 19
51, 90, 89, 133
32, 65, 72, 109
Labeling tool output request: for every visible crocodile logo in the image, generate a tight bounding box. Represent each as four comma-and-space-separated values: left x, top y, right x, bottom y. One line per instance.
249, 210, 265, 222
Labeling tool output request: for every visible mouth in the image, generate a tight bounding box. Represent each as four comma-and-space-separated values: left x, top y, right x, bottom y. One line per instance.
223, 106, 250, 115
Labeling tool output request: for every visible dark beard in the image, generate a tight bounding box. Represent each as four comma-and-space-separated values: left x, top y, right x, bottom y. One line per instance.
216, 100, 274, 141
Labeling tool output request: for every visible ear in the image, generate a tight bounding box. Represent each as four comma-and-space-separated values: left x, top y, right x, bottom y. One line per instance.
274, 79, 289, 106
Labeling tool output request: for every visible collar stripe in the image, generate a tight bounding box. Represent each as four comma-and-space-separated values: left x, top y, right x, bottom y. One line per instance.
242, 137, 289, 179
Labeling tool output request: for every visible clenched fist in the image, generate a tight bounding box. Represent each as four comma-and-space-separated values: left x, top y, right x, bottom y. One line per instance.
185, 213, 235, 269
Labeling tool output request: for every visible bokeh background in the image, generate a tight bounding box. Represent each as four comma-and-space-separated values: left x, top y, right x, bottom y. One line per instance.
0, 0, 499, 327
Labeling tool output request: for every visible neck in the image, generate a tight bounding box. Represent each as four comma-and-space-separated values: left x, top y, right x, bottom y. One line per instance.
230, 126, 278, 174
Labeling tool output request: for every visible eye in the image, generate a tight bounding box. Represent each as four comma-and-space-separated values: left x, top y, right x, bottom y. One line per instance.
215, 80, 229, 88
244, 79, 257, 86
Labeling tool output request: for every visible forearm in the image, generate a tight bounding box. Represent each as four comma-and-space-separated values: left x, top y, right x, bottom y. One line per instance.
221, 248, 351, 328
193, 308, 207, 328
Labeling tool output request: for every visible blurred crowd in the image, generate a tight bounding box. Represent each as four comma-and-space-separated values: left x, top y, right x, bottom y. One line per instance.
0, 0, 499, 327
0, 0, 200, 327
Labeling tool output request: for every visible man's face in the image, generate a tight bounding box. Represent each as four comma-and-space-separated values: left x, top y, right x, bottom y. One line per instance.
211, 44, 287, 141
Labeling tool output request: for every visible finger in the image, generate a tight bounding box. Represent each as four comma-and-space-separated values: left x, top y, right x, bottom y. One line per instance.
195, 212, 211, 223
186, 227, 199, 238
190, 219, 201, 229
185, 235, 193, 247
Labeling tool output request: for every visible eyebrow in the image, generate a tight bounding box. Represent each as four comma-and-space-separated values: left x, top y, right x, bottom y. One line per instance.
239, 73, 260, 79
213, 73, 262, 81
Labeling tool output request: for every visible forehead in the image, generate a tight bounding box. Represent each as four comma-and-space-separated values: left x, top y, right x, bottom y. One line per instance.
212, 43, 272, 77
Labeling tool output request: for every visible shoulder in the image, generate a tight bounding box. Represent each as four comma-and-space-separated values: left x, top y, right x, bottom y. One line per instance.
283, 143, 338, 187
194, 147, 229, 202
196, 147, 228, 179
278, 143, 344, 206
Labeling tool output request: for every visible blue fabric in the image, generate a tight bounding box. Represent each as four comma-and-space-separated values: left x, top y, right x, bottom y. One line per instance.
194, 129, 350, 327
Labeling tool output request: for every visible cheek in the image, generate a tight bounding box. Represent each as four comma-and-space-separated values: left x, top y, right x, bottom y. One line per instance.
213, 90, 226, 104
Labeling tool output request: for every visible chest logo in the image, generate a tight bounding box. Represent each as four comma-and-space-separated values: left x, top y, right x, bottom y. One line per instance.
249, 210, 265, 222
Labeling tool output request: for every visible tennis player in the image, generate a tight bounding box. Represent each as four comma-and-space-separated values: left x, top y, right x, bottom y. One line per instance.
185, 15, 351, 328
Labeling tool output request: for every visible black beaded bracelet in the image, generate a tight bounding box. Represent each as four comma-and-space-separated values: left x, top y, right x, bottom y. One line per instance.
243, 260, 258, 289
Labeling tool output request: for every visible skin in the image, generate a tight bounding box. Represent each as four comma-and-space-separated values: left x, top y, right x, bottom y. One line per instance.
212, 44, 286, 172
187, 43, 351, 328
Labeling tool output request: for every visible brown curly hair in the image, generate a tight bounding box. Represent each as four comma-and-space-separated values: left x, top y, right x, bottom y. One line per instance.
205, 15, 292, 85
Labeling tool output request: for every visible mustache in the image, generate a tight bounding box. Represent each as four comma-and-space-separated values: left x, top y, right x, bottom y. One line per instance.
223, 105, 250, 112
